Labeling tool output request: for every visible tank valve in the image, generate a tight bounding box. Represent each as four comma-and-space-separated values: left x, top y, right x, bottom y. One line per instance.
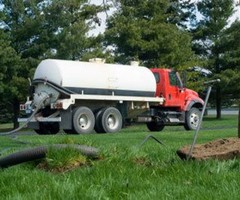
32, 92, 50, 109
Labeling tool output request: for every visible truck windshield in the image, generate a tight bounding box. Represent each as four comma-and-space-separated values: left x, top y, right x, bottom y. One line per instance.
169, 71, 183, 88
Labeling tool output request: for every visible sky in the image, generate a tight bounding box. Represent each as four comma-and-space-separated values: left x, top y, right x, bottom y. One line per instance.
88, 0, 115, 35
88, 0, 240, 36
230, 0, 240, 22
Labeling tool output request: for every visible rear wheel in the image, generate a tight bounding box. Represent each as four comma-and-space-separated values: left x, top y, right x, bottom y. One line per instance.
100, 107, 122, 133
48, 123, 60, 134
73, 107, 95, 134
63, 129, 77, 134
146, 121, 165, 132
184, 107, 201, 130
94, 108, 106, 133
34, 123, 59, 135
34, 128, 46, 135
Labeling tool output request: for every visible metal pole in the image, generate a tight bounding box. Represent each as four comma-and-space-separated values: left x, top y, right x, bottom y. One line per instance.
140, 135, 165, 147
187, 80, 219, 159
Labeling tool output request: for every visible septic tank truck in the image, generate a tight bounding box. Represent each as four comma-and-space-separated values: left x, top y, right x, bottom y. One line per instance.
19, 58, 204, 134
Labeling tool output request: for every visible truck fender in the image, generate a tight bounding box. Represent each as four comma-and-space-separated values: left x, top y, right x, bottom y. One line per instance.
185, 100, 204, 111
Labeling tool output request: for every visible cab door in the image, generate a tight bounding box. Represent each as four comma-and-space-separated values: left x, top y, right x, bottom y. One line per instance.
166, 71, 185, 108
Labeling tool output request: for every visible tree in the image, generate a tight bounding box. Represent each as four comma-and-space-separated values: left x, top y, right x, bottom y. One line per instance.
221, 21, 240, 73
0, 29, 28, 127
0, 0, 104, 126
220, 20, 240, 137
104, 0, 196, 69
221, 21, 240, 96
192, 0, 235, 119
2, 0, 103, 61
239, 105, 240, 138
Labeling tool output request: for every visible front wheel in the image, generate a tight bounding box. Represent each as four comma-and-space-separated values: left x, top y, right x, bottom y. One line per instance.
184, 107, 201, 130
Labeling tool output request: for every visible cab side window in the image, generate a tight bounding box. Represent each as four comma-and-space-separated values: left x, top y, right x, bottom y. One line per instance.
169, 71, 181, 87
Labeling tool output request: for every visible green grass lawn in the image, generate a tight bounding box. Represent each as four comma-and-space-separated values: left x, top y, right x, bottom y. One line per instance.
0, 115, 239, 200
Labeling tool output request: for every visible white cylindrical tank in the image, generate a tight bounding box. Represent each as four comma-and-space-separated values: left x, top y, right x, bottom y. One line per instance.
33, 59, 156, 97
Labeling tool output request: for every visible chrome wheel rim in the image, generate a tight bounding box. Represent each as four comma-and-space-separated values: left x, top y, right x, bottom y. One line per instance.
189, 112, 199, 129
78, 114, 90, 130
107, 114, 118, 130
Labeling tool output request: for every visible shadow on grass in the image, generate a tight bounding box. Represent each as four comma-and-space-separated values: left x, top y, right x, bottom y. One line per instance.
203, 115, 237, 122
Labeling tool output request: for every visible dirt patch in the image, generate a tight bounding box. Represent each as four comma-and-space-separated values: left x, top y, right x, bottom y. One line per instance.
37, 160, 88, 173
177, 137, 240, 160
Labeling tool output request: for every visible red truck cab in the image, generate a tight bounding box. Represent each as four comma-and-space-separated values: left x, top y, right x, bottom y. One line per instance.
145, 68, 204, 131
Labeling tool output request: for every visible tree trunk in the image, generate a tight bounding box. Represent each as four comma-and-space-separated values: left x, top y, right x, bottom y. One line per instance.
13, 98, 20, 129
216, 86, 221, 119
238, 102, 240, 138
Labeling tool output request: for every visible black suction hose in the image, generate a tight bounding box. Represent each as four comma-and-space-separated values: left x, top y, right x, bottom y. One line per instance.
0, 88, 100, 169
0, 94, 50, 155
0, 144, 99, 168
0, 79, 73, 136
0, 94, 49, 136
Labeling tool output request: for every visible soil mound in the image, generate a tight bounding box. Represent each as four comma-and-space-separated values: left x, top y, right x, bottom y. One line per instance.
177, 137, 240, 160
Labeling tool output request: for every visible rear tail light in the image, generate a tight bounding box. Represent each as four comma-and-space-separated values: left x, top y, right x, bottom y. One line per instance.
20, 104, 26, 111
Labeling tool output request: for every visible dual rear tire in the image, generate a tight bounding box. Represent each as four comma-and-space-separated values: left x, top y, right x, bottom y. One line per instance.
70, 106, 122, 134
72, 107, 95, 134
95, 107, 122, 133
